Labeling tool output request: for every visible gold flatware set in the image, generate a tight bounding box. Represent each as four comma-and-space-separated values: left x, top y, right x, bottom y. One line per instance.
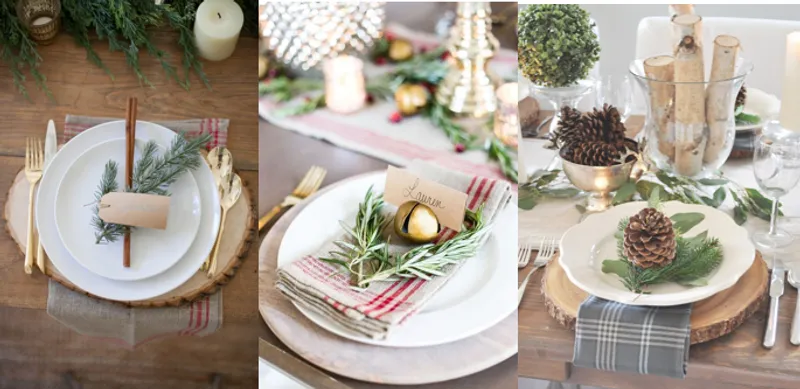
24, 137, 44, 275
258, 165, 327, 231
203, 146, 242, 277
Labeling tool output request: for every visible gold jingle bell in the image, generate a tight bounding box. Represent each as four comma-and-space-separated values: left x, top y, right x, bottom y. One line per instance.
394, 201, 441, 243
394, 84, 429, 116
388, 38, 414, 62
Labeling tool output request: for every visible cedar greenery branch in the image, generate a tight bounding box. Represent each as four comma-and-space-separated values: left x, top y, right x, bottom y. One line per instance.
319, 187, 492, 289
1, 0, 259, 99
92, 132, 212, 244
517, 4, 600, 88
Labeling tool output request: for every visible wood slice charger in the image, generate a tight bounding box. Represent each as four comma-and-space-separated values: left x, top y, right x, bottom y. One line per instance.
259, 172, 516, 385
541, 253, 768, 344
4, 167, 256, 307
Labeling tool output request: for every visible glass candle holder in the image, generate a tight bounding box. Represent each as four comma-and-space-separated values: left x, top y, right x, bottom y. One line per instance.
16, 0, 61, 45
494, 82, 519, 147
323, 55, 366, 114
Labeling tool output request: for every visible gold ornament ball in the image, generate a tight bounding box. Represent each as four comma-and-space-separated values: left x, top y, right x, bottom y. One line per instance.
394, 201, 441, 243
394, 84, 429, 116
258, 55, 269, 79
388, 38, 414, 62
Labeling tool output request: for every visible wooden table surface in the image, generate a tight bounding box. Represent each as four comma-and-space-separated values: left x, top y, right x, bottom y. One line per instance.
257, 3, 517, 388
518, 104, 800, 388
0, 32, 265, 388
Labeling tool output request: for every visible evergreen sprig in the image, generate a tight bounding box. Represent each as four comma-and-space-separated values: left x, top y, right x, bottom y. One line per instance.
602, 214, 723, 293
518, 169, 581, 210
0, 0, 51, 99
92, 133, 211, 244
319, 188, 492, 289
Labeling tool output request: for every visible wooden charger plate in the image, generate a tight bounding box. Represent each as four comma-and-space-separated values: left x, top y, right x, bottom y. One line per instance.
4, 168, 256, 307
259, 172, 517, 386
541, 253, 768, 344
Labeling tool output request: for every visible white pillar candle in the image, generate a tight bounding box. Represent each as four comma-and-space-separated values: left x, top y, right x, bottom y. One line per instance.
194, 0, 243, 62
494, 82, 519, 147
780, 32, 800, 131
323, 56, 367, 114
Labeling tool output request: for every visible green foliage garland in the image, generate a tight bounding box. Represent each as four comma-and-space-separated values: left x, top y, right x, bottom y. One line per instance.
517, 4, 600, 88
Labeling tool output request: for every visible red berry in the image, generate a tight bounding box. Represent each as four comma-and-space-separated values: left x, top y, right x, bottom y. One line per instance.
366, 94, 374, 104
455, 143, 466, 153
422, 82, 436, 94
420, 47, 427, 54
375, 57, 387, 65
267, 69, 278, 79
440, 51, 451, 61
389, 112, 403, 123
385, 32, 396, 41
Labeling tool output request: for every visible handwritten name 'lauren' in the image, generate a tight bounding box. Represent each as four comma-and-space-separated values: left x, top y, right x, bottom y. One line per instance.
403, 179, 445, 209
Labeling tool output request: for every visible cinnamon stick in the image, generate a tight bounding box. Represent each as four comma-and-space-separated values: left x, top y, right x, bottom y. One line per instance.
123, 97, 137, 268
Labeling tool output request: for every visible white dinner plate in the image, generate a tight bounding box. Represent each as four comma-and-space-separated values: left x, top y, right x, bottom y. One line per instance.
277, 172, 517, 348
36, 121, 220, 301
560, 201, 755, 306
55, 138, 202, 281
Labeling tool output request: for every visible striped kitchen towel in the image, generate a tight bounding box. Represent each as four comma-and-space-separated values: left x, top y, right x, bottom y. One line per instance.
572, 296, 692, 378
276, 160, 513, 340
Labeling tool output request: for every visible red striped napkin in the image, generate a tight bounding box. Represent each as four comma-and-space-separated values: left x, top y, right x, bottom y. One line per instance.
45, 115, 229, 347
276, 160, 512, 339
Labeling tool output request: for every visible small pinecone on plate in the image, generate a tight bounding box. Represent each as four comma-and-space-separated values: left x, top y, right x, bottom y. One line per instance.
623, 208, 677, 269
584, 104, 627, 144
561, 140, 624, 166
735, 85, 747, 112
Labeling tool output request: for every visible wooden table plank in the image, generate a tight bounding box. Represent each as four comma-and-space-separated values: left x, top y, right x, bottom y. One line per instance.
518, 105, 800, 387
0, 31, 265, 388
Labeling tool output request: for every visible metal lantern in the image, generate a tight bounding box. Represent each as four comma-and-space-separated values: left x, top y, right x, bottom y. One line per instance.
258, 1, 385, 71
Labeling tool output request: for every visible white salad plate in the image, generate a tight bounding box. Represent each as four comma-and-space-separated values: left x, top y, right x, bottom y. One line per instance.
54, 138, 202, 281
36, 121, 220, 301
277, 172, 517, 348
560, 201, 755, 306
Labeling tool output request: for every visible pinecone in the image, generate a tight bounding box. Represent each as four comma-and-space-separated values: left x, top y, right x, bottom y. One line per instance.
735, 85, 747, 112
585, 104, 627, 144
623, 208, 677, 269
549, 106, 585, 148
561, 140, 624, 166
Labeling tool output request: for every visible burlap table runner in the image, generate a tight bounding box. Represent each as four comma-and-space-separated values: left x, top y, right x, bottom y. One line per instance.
277, 160, 513, 339
45, 115, 228, 347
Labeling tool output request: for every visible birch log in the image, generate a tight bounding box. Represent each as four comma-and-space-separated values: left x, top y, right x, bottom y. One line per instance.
672, 14, 706, 176
644, 56, 676, 161
704, 35, 740, 164
669, 4, 695, 18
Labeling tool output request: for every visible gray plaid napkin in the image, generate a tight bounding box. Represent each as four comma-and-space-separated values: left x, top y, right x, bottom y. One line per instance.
572, 296, 691, 378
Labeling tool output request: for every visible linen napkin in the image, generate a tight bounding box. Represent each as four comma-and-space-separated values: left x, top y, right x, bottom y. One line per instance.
276, 160, 513, 340
46, 114, 229, 347
572, 296, 692, 378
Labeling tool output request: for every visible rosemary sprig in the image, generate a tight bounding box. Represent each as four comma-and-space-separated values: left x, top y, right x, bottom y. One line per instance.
0, 0, 51, 99
320, 188, 492, 289
92, 133, 211, 243
259, 77, 324, 101
274, 94, 326, 117
422, 102, 477, 147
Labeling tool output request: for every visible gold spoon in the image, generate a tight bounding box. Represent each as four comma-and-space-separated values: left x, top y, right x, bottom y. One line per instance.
201, 147, 234, 272
208, 173, 242, 277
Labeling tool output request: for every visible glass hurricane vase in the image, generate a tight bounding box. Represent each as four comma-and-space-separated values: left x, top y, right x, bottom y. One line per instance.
529, 80, 594, 136
629, 58, 753, 178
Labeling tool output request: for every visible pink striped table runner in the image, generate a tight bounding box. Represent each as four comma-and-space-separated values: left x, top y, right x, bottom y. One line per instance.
259, 23, 518, 183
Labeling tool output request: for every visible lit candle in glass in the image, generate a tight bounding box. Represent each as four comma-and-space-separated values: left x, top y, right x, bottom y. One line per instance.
323, 55, 367, 114
194, 0, 244, 61
16, 0, 61, 45
494, 82, 519, 147
780, 32, 800, 131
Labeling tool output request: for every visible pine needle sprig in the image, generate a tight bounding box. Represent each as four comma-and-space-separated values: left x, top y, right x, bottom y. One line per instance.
0, 0, 51, 99
274, 94, 326, 117
92, 133, 211, 243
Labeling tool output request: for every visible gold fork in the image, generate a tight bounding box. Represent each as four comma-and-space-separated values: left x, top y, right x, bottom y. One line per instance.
258, 166, 327, 231
24, 138, 44, 275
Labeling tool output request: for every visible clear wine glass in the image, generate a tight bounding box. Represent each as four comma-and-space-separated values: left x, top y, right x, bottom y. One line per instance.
595, 75, 632, 123
752, 132, 800, 249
